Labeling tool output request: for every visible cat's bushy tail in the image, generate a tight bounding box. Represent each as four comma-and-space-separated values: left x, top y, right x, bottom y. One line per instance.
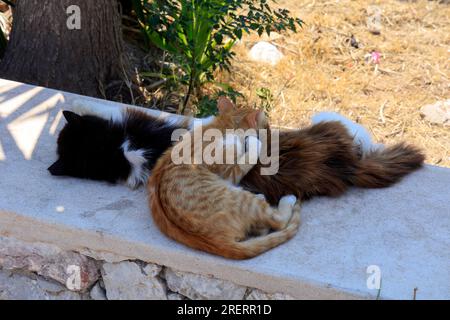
350, 143, 425, 188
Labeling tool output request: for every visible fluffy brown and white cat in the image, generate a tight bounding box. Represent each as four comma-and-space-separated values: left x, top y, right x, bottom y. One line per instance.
148, 98, 302, 259
240, 112, 424, 205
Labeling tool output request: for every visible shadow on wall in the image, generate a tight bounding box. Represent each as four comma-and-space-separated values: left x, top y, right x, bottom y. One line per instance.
0, 81, 65, 161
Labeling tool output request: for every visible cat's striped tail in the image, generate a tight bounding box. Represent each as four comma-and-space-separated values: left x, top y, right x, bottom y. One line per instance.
222, 204, 302, 259
350, 142, 425, 188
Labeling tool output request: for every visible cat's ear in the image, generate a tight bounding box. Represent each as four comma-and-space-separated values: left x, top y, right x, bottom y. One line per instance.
217, 96, 235, 114
245, 110, 263, 128
48, 159, 66, 176
62, 110, 82, 124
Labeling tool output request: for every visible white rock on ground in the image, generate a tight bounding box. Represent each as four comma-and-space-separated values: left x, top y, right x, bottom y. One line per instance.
165, 268, 247, 300
420, 99, 450, 126
0, 236, 99, 291
366, 5, 382, 35
101, 261, 167, 300
246, 288, 294, 300
0, 270, 82, 300
248, 41, 283, 65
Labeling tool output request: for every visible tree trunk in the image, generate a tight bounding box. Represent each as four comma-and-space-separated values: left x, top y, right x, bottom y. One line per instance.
0, 0, 125, 98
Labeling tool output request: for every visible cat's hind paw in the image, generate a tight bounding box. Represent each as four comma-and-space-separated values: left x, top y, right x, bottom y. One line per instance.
276, 194, 298, 228
279, 194, 297, 208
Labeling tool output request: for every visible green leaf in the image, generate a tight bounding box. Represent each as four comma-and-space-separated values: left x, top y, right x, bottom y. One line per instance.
234, 28, 242, 39
257, 26, 264, 36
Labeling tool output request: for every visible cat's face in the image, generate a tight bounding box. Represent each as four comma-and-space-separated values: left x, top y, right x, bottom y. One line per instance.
215, 97, 267, 158
215, 96, 268, 132
48, 111, 131, 183
199, 98, 266, 181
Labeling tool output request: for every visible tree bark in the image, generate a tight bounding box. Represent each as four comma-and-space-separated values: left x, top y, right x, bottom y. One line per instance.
0, 0, 125, 98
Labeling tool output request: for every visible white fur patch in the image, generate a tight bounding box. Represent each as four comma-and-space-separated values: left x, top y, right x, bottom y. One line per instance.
255, 193, 266, 200
279, 194, 297, 207
71, 99, 124, 123
188, 116, 216, 130
312, 112, 376, 155
121, 140, 149, 189
163, 115, 187, 128
277, 194, 297, 223
226, 181, 243, 191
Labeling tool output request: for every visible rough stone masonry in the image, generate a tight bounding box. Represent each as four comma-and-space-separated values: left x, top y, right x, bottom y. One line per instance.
0, 236, 293, 300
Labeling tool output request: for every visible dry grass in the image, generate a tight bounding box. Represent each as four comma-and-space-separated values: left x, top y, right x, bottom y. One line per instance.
216, 0, 450, 167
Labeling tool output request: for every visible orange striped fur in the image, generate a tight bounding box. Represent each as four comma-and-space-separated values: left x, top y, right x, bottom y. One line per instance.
148, 98, 301, 259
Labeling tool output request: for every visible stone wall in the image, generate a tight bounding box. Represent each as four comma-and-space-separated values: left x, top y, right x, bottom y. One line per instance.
0, 237, 292, 300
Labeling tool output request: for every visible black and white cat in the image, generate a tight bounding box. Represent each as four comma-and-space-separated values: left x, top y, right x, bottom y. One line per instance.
48, 100, 214, 188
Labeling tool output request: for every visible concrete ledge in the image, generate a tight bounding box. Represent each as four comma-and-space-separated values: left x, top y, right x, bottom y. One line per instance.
0, 79, 449, 299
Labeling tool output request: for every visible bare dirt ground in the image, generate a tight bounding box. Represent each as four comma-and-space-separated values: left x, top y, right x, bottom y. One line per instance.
217, 0, 449, 167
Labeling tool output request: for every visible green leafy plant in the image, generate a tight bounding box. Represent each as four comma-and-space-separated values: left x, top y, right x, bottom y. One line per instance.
132, 0, 302, 114
196, 87, 242, 117
256, 87, 274, 115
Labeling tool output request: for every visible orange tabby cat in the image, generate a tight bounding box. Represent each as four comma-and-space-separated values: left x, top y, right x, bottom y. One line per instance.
148, 97, 301, 259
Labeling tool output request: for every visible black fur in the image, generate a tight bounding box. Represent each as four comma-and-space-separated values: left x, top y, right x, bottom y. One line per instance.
48, 109, 186, 184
